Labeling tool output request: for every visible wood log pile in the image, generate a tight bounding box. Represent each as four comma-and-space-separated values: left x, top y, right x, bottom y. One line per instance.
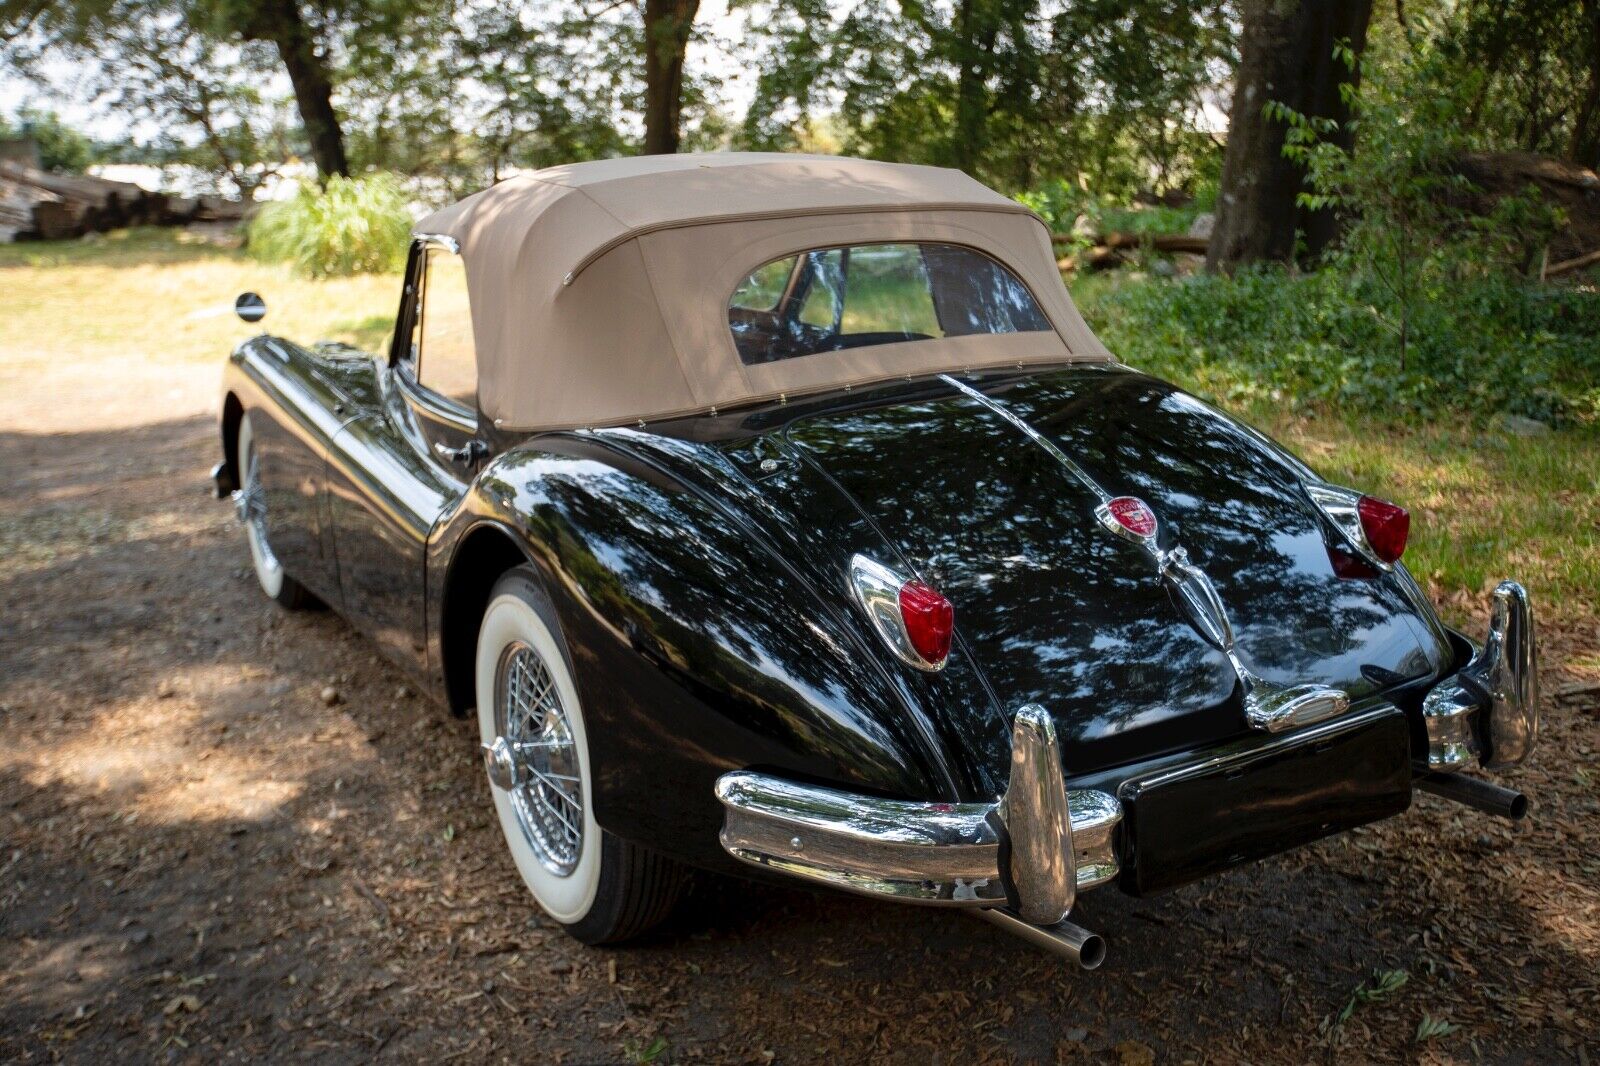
0, 162, 248, 242
1051, 229, 1211, 272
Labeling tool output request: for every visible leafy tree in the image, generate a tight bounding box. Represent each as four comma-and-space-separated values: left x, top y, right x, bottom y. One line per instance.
0, 107, 96, 171
738, 0, 1230, 193
1452, 0, 1600, 167
1, 3, 295, 196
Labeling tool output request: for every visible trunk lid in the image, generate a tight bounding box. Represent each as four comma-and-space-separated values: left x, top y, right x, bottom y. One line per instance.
783, 366, 1452, 774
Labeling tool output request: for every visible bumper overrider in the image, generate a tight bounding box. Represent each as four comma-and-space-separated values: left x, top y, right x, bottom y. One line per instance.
714, 580, 1539, 969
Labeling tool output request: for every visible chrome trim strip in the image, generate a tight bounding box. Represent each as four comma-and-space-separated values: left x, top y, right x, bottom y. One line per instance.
1120, 703, 1401, 797
938, 373, 1108, 503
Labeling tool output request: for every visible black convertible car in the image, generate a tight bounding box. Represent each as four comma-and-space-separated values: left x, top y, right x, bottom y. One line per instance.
214, 154, 1538, 968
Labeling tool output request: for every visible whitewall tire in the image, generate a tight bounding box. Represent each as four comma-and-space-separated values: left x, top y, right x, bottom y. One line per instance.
476, 566, 689, 943
236, 413, 313, 609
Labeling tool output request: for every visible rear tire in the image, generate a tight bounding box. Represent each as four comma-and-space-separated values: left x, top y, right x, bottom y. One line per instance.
236, 413, 315, 610
476, 566, 689, 944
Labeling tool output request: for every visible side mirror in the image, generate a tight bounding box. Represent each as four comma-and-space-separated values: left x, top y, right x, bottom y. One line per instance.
235, 292, 267, 323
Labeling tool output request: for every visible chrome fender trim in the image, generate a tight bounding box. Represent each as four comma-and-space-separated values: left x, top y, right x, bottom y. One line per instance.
1422, 580, 1539, 771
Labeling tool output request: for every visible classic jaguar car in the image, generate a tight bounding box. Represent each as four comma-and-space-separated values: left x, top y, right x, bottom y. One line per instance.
214, 154, 1538, 968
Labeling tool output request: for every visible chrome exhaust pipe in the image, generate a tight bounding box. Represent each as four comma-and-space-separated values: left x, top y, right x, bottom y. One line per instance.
1417, 771, 1528, 821
973, 907, 1106, 970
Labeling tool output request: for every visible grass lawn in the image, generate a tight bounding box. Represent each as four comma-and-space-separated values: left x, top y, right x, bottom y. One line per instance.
5, 226, 1596, 625
0, 226, 400, 367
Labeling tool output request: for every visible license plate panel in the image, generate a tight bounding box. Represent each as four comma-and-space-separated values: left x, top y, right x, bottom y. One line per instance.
1117, 705, 1412, 896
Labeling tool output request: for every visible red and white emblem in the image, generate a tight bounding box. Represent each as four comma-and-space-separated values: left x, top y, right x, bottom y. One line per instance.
1097, 495, 1158, 544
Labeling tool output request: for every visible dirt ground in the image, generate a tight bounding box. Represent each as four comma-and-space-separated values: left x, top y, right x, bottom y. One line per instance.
2, 351, 1598, 1065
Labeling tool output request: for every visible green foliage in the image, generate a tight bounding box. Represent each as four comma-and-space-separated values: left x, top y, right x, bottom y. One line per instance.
0, 108, 97, 172
248, 174, 412, 278
1017, 177, 1209, 246
736, 0, 1232, 193
1076, 266, 1600, 423
1415, 1013, 1459, 1043
1322, 969, 1409, 1034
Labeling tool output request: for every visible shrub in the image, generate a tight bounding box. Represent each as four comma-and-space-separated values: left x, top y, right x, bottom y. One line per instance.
248, 173, 412, 278
1075, 268, 1600, 424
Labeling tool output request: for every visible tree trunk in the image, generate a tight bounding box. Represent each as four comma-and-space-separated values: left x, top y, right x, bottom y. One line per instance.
1569, 0, 1600, 167
239, 0, 349, 180
642, 0, 700, 155
1207, 0, 1373, 272
949, 0, 999, 174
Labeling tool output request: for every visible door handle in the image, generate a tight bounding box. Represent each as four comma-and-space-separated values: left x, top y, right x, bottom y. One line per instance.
434, 439, 488, 465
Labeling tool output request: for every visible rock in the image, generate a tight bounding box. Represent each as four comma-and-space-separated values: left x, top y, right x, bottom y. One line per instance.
156, 680, 175, 699
320, 686, 341, 706
1496, 413, 1550, 437
1187, 211, 1215, 239
1150, 258, 1177, 278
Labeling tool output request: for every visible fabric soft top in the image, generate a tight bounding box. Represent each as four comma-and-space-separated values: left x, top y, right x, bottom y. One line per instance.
413, 153, 1114, 431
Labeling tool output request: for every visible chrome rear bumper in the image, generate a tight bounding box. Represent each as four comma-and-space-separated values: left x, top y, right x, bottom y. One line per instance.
714, 707, 1121, 919
1422, 580, 1539, 772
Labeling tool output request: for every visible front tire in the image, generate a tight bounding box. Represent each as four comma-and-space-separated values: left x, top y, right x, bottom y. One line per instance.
235, 413, 314, 610
476, 566, 688, 944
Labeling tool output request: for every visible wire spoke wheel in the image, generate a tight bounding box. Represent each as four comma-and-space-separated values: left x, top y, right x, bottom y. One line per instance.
494, 641, 584, 876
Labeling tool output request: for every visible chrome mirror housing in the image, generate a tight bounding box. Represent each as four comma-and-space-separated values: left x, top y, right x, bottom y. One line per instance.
235, 291, 267, 323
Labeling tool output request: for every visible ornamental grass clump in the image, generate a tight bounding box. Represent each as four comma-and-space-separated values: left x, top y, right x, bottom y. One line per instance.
248, 173, 412, 278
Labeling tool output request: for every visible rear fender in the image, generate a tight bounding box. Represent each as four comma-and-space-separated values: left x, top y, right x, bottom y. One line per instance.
432, 433, 964, 870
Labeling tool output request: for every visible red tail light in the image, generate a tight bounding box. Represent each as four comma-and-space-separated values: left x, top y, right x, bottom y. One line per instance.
1357, 495, 1409, 564
898, 581, 955, 665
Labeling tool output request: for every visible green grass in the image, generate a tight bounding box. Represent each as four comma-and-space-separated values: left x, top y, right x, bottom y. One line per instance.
0, 226, 404, 365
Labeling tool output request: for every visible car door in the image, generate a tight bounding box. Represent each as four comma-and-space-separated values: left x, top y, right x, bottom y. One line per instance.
325, 235, 487, 676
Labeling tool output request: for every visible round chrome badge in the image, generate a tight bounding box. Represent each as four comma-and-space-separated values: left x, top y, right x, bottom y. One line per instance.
1097, 495, 1158, 544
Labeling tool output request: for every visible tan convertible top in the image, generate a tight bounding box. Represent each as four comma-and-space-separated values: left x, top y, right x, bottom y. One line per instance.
413, 153, 1113, 431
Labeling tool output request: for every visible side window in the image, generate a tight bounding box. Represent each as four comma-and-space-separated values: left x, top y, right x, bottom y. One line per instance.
416, 248, 478, 410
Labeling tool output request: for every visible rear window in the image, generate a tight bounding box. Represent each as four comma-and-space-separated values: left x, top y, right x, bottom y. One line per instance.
728, 242, 1051, 365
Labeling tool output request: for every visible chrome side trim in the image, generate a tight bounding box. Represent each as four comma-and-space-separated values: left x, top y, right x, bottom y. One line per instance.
1001, 706, 1075, 924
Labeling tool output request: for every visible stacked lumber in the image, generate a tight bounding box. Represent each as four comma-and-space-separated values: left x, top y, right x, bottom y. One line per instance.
0, 162, 247, 241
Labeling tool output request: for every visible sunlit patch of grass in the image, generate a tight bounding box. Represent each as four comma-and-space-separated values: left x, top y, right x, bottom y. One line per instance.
1264, 416, 1600, 623
2, 226, 403, 365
